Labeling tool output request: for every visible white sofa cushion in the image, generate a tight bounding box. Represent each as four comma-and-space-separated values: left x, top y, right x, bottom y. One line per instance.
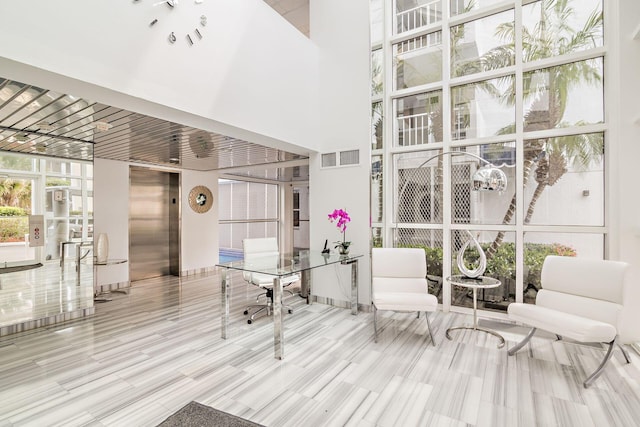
373, 291, 438, 312
541, 255, 627, 304
508, 302, 617, 343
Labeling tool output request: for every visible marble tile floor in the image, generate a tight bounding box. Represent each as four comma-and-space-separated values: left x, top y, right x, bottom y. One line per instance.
0, 271, 639, 427
0, 260, 94, 335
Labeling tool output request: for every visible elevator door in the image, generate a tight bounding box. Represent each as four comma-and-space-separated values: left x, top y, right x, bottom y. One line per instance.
129, 167, 180, 281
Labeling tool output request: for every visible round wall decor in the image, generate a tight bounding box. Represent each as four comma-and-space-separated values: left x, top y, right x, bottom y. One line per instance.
188, 185, 213, 213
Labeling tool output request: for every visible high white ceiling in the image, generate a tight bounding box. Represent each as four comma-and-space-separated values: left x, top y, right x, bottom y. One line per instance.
263, 0, 310, 36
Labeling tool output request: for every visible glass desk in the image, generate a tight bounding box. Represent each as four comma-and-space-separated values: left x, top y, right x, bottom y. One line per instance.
446, 275, 505, 348
217, 250, 363, 360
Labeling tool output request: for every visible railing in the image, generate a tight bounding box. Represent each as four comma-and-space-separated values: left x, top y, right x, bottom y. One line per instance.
396, 1, 442, 33
397, 32, 443, 55
397, 112, 433, 146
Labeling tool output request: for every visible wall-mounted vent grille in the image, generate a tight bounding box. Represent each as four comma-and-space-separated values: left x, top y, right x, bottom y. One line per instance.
340, 149, 359, 166
322, 149, 360, 168
322, 153, 337, 167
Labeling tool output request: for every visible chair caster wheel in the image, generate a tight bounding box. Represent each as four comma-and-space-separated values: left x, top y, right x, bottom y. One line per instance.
247, 319, 253, 324
288, 309, 293, 314
243, 310, 249, 315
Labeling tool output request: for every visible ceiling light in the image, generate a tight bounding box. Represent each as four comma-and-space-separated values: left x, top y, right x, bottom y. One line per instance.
15, 133, 30, 143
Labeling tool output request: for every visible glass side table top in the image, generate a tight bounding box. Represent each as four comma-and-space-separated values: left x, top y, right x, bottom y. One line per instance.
447, 275, 501, 289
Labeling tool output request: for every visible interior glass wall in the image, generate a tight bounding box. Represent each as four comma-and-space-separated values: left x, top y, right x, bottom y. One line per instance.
218, 179, 279, 262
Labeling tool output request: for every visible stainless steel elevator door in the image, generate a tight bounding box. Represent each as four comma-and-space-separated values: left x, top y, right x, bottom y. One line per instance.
129, 167, 180, 281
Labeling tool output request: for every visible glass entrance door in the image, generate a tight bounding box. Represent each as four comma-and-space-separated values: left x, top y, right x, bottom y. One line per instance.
0, 176, 38, 264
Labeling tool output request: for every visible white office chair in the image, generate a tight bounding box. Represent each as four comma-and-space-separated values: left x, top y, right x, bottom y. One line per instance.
242, 238, 299, 324
507, 255, 632, 388
372, 247, 438, 345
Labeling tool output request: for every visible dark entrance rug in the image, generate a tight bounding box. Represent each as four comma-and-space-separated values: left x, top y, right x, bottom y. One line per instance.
157, 402, 266, 427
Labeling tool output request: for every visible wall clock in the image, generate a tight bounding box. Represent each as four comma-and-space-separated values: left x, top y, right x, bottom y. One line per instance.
135, 0, 207, 46
189, 185, 213, 213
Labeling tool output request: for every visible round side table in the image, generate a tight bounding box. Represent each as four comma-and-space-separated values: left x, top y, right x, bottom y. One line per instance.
446, 275, 505, 348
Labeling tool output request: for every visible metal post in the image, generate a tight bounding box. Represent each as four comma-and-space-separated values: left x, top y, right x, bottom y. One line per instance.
221, 268, 230, 339
273, 277, 283, 360
351, 260, 358, 315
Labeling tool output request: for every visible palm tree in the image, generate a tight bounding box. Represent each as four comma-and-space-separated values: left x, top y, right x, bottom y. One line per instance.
0, 179, 31, 210
483, 0, 603, 258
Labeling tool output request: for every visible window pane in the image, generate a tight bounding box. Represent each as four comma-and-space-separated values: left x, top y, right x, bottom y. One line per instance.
371, 49, 383, 97
394, 32, 443, 89
396, 0, 442, 34
523, 133, 604, 226
452, 230, 516, 313
395, 90, 443, 146
451, 144, 515, 225
370, 0, 384, 45
451, 76, 515, 140
372, 226, 383, 247
0, 154, 34, 171
372, 102, 383, 150
394, 150, 443, 224
395, 228, 444, 304
523, 0, 603, 63
523, 232, 604, 304
450, 0, 505, 16
371, 156, 383, 223
523, 58, 603, 130
451, 10, 514, 78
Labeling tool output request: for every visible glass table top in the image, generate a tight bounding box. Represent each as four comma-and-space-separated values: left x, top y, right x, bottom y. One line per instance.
216, 250, 363, 276
447, 275, 501, 289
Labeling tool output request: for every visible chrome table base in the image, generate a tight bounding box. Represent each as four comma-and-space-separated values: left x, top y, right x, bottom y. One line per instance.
446, 325, 505, 348
445, 284, 506, 349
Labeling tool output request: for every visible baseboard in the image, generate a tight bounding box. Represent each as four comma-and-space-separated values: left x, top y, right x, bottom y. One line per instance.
310, 295, 372, 313
96, 280, 130, 294
180, 266, 217, 277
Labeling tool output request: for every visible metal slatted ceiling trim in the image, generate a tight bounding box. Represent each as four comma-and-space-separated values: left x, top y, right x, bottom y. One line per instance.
0, 78, 308, 174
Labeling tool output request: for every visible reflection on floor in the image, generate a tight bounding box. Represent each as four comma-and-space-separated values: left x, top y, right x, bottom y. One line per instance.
0, 259, 94, 336
0, 271, 639, 426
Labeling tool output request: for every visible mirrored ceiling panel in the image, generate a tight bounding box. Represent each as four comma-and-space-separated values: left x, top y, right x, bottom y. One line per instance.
0, 78, 308, 174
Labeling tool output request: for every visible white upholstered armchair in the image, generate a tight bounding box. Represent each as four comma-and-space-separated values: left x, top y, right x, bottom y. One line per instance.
371, 248, 438, 345
507, 255, 631, 388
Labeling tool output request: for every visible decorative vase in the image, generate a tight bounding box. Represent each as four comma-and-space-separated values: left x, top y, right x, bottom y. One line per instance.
96, 233, 109, 263
338, 242, 351, 255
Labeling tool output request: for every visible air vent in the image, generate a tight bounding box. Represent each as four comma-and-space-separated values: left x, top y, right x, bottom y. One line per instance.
340, 150, 359, 166
321, 149, 360, 169
322, 153, 336, 167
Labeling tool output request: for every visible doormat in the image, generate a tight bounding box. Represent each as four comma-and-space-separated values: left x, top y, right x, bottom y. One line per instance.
157, 401, 265, 427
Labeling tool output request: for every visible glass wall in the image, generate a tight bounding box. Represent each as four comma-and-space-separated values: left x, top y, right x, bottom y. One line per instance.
373, 0, 606, 313
218, 179, 279, 261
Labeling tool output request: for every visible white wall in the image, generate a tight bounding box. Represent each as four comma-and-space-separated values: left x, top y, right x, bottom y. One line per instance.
609, 2, 640, 343
308, 0, 372, 306
0, 0, 318, 154
181, 171, 219, 271
93, 159, 130, 287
